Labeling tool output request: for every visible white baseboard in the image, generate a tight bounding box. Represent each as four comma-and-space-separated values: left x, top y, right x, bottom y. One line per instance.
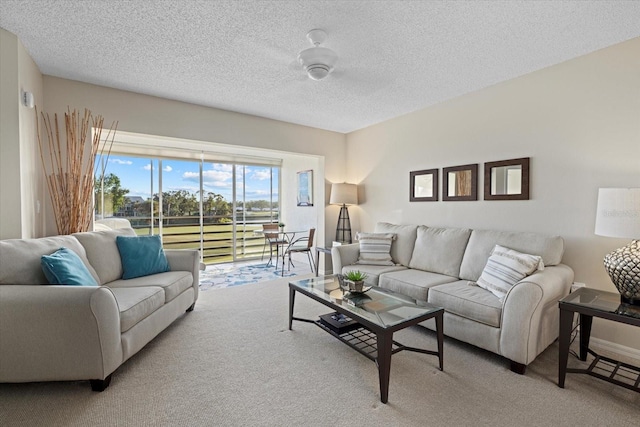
589, 337, 640, 366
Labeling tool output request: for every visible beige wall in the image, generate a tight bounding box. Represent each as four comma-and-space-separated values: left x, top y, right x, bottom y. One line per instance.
18, 36, 44, 238
0, 28, 44, 239
346, 37, 640, 351
0, 29, 20, 239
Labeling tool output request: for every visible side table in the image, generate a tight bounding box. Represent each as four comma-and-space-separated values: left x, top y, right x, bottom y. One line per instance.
314, 247, 332, 277
558, 287, 640, 393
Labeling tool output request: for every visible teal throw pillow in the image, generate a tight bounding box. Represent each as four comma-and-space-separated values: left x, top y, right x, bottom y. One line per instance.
116, 235, 170, 279
41, 247, 99, 286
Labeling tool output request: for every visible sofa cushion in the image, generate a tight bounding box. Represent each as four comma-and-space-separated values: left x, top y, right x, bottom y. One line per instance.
458, 229, 564, 282
476, 245, 544, 300
41, 247, 99, 286
107, 271, 193, 303
374, 223, 418, 266
342, 265, 406, 287
378, 269, 458, 302
0, 235, 99, 285
355, 232, 395, 266
73, 228, 136, 285
428, 281, 503, 328
109, 286, 165, 333
408, 226, 471, 277
116, 235, 171, 279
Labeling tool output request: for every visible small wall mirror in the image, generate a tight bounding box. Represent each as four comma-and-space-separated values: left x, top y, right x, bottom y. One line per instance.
443, 164, 478, 201
410, 169, 438, 201
484, 157, 530, 200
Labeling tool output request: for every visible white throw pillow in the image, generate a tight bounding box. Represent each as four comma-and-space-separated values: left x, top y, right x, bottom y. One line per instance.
355, 232, 396, 266
476, 245, 544, 300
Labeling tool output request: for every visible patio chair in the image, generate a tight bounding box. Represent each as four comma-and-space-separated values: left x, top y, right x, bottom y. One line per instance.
261, 223, 288, 267
285, 228, 315, 275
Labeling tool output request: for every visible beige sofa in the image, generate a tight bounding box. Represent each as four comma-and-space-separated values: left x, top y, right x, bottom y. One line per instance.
332, 222, 574, 374
0, 228, 199, 390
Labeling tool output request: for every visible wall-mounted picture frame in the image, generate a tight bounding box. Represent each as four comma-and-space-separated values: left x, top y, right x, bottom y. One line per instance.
410, 169, 438, 201
442, 163, 478, 201
484, 157, 530, 201
297, 170, 313, 206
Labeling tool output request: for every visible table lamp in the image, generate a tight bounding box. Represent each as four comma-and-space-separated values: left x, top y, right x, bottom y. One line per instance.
330, 183, 358, 244
594, 188, 640, 305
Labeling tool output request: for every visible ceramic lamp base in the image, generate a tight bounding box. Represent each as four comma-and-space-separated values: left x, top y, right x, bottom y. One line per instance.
604, 240, 640, 306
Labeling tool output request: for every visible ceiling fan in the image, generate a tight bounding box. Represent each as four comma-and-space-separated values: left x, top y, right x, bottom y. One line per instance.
297, 29, 338, 81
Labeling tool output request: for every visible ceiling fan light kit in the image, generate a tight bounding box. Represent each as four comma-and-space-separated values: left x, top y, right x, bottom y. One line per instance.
297, 29, 338, 81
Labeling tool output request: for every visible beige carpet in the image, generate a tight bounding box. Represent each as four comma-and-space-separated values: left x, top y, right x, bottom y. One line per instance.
1, 275, 639, 426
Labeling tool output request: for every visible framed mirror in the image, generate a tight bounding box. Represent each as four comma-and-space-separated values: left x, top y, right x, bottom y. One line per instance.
410, 169, 438, 201
484, 157, 530, 200
442, 164, 478, 201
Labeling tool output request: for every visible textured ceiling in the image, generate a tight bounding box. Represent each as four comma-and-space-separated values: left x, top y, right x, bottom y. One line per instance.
1, 1, 640, 133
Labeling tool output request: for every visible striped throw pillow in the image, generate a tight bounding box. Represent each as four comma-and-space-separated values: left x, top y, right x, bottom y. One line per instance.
355, 232, 396, 266
476, 245, 544, 300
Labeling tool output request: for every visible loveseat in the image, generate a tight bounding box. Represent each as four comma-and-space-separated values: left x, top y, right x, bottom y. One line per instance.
332, 222, 574, 373
0, 228, 199, 390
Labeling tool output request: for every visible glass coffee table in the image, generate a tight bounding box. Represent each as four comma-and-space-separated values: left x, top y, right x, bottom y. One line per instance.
288, 275, 444, 403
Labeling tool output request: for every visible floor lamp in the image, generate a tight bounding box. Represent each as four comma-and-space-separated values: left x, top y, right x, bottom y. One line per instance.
330, 183, 358, 244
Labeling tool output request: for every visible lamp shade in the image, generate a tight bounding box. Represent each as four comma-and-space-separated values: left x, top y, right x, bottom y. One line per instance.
595, 188, 640, 239
330, 183, 358, 206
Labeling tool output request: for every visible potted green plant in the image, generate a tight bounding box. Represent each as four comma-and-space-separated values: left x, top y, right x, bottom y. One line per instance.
344, 270, 368, 292
278, 222, 285, 231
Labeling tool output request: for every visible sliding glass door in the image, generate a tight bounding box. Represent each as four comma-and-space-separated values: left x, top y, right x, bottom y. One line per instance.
232, 164, 280, 260
95, 154, 280, 265
157, 159, 203, 255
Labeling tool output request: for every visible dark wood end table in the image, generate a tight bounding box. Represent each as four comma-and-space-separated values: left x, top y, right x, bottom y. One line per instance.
558, 287, 640, 393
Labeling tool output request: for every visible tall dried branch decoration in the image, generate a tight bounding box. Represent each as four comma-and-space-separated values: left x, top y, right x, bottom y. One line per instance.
36, 107, 118, 235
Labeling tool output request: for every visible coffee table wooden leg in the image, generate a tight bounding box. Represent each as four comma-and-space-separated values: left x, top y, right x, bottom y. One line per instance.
377, 331, 393, 404
436, 312, 444, 371
288, 287, 295, 330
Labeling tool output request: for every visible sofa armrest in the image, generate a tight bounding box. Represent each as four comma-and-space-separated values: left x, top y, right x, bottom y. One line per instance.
0, 285, 122, 383
331, 244, 360, 274
165, 249, 200, 301
499, 264, 574, 365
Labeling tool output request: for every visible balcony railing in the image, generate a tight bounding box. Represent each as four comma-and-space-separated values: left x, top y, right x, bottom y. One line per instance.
124, 214, 278, 264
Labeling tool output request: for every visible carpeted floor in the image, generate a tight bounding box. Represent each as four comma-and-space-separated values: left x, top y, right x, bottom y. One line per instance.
1, 276, 639, 426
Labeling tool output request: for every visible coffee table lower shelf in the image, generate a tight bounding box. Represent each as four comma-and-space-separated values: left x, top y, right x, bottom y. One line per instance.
293, 314, 441, 367
317, 315, 401, 362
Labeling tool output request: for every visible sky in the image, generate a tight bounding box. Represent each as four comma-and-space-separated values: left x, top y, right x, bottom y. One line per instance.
97, 155, 279, 202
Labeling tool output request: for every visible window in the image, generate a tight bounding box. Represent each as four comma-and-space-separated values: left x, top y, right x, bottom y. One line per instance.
95, 153, 280, 265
